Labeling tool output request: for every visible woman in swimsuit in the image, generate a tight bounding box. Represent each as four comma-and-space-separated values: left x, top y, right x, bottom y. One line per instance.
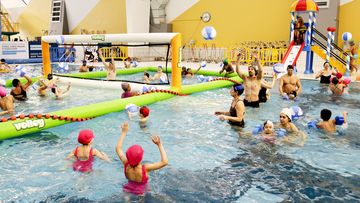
215, 84, 246, 127
10, 75, 32, 101
116, 122, 168, 195
315, 62, 336, 84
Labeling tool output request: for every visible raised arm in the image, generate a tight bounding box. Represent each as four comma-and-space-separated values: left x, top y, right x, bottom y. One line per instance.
111, 48, 115, 65
193, 66, 202, 75
144, 135, 168, 172
115, 122, 129, 165
261, 73, 277, 89
236, 54, 246, 80
98, 49, 108, 67
23, 75, 33, 90
253, 52, 263, 80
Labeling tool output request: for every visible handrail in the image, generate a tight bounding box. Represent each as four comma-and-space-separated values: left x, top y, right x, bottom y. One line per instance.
312, 38, 346, 65
312, 27, 347, 55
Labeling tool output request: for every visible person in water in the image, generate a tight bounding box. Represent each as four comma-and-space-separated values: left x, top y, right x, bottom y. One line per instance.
51, 82, 71, 99
38, 73, 57, 96
121, 82, 139, 98
0, 86, 15, 115
98, 48, 116, 80
261, 120, 276, 144
315, 62, 336, 84
279, 65, 302, 100
10, 75, 32, 101
215, 84, 246, 127
219, 59, 234, 77
116, 122, 168, 195
316, 109, 348, 133
278, 108, 299, 133
66, 129, 110, 173
329, 77, 347, 96
139, 106, 150, 128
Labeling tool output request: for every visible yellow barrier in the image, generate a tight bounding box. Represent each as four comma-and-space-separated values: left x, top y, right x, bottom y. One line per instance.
99, 46, 128, 61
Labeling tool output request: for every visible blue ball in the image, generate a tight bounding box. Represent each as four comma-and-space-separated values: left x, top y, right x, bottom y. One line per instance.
15, 65, 27, 77
201, 26, 217, 40
342, 32, 352, 42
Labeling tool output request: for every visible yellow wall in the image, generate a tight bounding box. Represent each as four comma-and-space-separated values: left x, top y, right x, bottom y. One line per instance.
71, 0, 127, 34
17, 0, 51, 39
338, 0, 360, 44
171, 0, 294, 46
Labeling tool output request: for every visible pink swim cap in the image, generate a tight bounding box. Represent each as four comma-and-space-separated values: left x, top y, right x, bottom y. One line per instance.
126, 144, 144, 166
78, 129, 94, 145
0, 86, 6, 97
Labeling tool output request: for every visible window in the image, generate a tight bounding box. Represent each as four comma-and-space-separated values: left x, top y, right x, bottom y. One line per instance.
314, 0, 329, 8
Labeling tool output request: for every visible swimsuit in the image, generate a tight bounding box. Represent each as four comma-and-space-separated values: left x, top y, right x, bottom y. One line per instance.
72, 147, 94, 173
121, 92, 133, 98
243, 99, 260, 108
258, 87, 268, 103
228, 100, 245, 127
123, 163, 149, 195
320, 75, 331, 84
11, 86, 27, 101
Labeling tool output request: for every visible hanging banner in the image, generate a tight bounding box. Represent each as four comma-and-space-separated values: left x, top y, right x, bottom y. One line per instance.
0, 41, 29, 59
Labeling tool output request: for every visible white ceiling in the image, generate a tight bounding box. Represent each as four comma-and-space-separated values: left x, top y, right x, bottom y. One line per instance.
1, 0, 31, 8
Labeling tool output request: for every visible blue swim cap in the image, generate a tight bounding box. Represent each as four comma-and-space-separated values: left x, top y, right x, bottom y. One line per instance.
233, 84, 244, 95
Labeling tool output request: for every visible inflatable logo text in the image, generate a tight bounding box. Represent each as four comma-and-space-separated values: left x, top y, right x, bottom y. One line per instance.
13, 119, 45, 131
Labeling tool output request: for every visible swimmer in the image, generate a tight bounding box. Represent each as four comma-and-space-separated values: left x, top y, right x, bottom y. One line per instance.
316, 109, 348, 133
215, 84, 245, 127
66, 129, 110, 173
51, 82, 71, 99
279, 65, 302, 100
116, 122, 168, 195
0, 86, 15, 115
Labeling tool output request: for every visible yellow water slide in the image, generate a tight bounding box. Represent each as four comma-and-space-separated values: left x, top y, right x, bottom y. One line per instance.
311, 45, 346, 73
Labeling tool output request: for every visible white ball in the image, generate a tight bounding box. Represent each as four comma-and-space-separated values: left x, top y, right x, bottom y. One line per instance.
125, 104, 139, 114
342, 32, 352, 42
55, 35, 65, 44
219, 62, 224, 69
132, 61, 139, 67
290, 106, 303, 120
200, 61, 207, 68
15, 65, 27, 77
159, 75, 167, 83
0, 79, 6, 86
197, 75, 205, 82
201, 26, 216, 40
58, 62, 69, 73
142, 85, 149, 93
273, 63, 285, 74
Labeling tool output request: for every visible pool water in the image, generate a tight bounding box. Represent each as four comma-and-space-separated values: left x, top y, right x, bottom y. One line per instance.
0, 80, 359, 202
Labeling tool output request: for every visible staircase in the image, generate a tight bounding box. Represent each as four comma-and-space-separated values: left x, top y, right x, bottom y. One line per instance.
1, 11, 19, 32
1, 11, 20, 40
312, 27, 347, 74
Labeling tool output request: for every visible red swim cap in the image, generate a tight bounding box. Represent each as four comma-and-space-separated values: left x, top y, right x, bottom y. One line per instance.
139, 106, 150, 117
0, 86, 6, 97
126, 144, 144, 166
78, 129, 94, 145
336, 72, 343, 79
